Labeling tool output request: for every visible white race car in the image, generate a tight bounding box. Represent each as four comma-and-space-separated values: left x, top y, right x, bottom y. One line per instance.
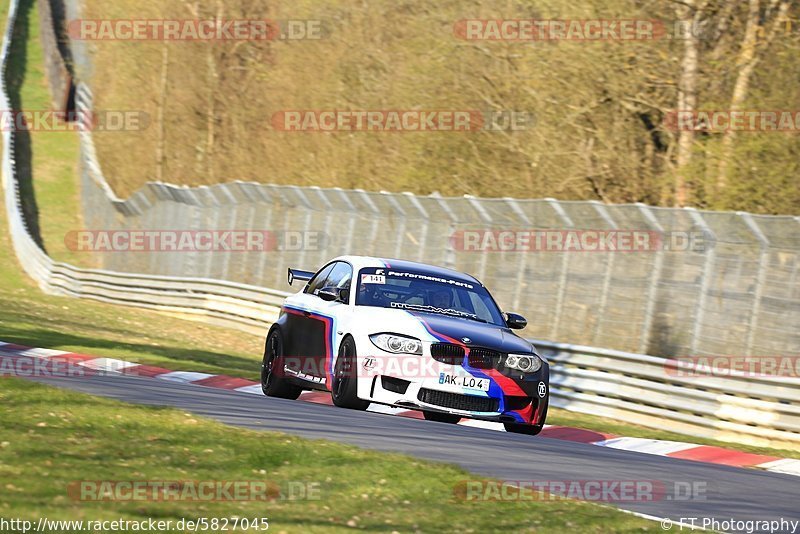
261, 256, 549, 434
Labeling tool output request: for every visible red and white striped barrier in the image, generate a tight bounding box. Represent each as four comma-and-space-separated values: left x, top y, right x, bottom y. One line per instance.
2, 340, 798, 476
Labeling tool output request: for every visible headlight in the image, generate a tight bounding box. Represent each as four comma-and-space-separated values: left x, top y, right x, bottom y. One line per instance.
369, 333, 422, 355
505, 354, 542, 373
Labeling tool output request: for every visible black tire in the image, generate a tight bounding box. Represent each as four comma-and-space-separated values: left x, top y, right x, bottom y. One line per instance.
503, 423, 543, 435
423, 411, 462, 424
261, 329, 302, 400
331, 336, 369, 410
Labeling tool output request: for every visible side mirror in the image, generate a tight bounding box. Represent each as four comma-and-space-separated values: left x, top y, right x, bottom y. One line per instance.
318, 287, 347, 303
505, 312, 527, 330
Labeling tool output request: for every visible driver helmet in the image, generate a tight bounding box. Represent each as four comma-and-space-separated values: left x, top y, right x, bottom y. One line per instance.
431, 289, 452, 308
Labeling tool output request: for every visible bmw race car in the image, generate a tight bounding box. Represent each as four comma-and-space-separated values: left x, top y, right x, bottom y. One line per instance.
261, 256, 549, 434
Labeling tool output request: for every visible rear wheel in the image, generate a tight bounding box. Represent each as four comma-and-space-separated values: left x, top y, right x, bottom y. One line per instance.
261, 329, 302, 400
331, 337, 369, 410
503, 423, 543, 435
423, 411, 462, 424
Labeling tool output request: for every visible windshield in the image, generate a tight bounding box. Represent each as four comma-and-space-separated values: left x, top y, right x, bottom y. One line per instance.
356, 267, 506, 326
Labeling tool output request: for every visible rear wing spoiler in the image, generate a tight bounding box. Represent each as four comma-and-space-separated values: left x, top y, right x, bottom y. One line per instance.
287, 268, 315, 286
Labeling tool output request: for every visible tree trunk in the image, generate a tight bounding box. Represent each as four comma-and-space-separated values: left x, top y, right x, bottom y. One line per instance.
716, 0, 789, 191
674, 1, 701, 207
156, 45, 169, 182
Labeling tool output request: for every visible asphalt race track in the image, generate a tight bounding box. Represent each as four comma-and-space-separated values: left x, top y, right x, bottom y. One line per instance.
19, 370, 797, 532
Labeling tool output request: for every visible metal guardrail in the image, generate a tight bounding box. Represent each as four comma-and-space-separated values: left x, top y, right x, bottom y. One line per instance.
539, 341, 800, 450
2, 0, 799, 451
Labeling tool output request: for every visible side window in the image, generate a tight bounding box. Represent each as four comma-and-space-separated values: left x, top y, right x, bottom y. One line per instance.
466, 292, 494, 323
305, 263, 335, 295
325, 262, 353, 291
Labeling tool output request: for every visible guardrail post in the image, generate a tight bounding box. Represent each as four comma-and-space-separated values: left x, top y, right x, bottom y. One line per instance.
686, 208, 716, 355
332, 188, 357, 261
290, 185, 316, 272
636, 203, 665, 355
738, 212, 770, 357
431, 193, 458, 269
254, 185, 275, 286
217, 185, 239, 281
590, 201, 618, 345
403, 192, 429, 262
315, 188, 337, 267
382, 191, 407, 259
505, 198, 531, 311
356, 189, 382, 257
466, 195, 494, 282
547, 198, 574, 340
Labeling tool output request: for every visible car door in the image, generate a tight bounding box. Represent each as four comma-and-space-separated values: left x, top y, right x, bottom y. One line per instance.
307, 261, 353, 383
282, 262, 335, 377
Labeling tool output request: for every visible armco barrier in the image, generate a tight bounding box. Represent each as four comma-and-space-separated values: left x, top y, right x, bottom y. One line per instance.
2, 0, 799, 451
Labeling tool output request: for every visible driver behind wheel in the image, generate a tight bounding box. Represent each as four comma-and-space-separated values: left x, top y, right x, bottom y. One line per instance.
358, 282, 383, 305
431, 289, 453, 309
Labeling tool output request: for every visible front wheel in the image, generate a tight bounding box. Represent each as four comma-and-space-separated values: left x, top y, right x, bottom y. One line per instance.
261, 329, 302, 400
423, 411, 461, 424
503, 423, 543, 435
331, 337, 369, 410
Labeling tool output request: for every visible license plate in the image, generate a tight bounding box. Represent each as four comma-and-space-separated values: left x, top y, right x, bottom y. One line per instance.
438, 373, 490, 391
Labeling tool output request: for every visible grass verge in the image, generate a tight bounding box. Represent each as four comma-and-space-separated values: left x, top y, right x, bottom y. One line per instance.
0, 378, 654, 533
7, 0, 89, 267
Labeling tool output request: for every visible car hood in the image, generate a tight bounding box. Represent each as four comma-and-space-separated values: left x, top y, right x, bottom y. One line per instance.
352, 306, 535, 354
413, 312, 535, 353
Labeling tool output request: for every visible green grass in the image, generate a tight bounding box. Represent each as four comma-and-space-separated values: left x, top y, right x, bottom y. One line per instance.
0, 378, 655, 533
7, 0, 89, 267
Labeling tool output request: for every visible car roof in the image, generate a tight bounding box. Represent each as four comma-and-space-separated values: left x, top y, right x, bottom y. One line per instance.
331, 255, 482, 285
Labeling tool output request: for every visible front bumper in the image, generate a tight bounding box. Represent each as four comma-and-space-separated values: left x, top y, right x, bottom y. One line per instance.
358, 359, 549, 426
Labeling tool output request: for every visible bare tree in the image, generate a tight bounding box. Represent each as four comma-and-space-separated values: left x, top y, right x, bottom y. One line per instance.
673, 0, 706, 207
716, 0, 790, 191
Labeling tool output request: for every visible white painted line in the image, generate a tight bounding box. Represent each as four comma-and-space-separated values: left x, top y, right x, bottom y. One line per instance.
157, 371, 215, 384
457, 419, 506, 432
366, 404, 413, 415
594, 437, 702, 456
234, 384, 265, 395
78, 358, 138, 373
16, 348, 72, 359
757, 458, 800, 476
617, 509, 706, 531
